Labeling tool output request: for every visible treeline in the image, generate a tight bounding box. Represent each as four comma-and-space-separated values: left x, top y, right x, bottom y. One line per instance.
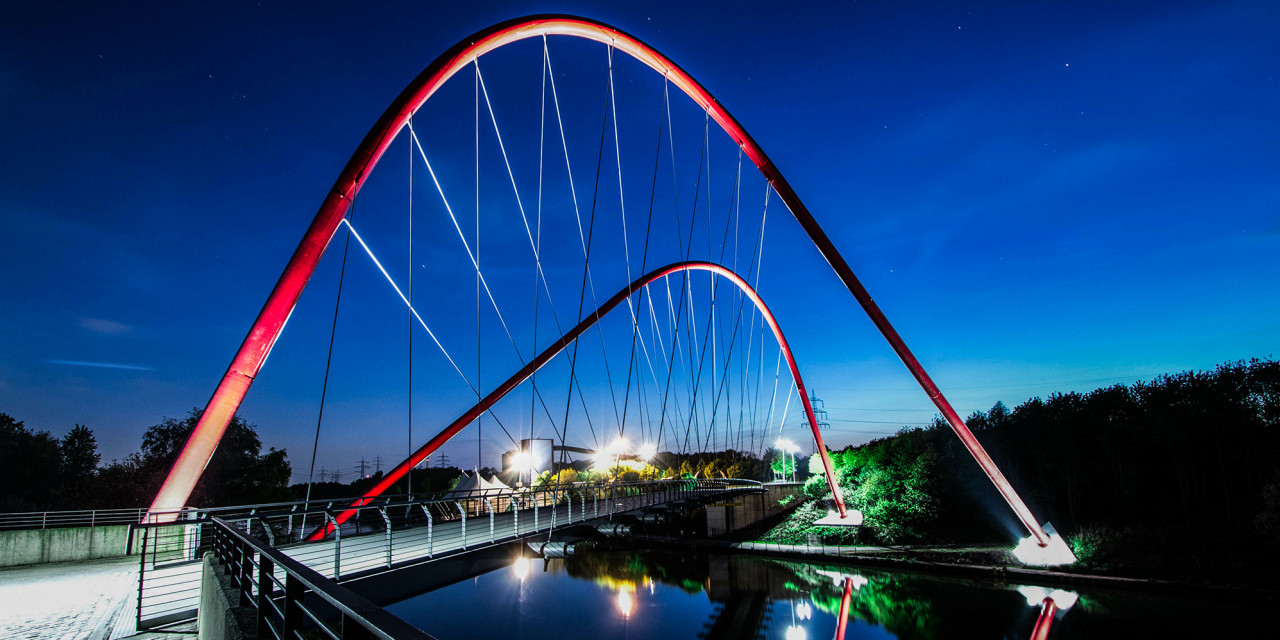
0, 408, 291, 511
289, 466, 469, 501
652, 450, 774, 481
767, 358, 1280, 583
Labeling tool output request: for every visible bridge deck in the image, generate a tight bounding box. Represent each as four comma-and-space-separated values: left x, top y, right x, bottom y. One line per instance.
136, 485, 757, 628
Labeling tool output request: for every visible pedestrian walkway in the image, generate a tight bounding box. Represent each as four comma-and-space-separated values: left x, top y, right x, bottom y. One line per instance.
0, 556, 138, 640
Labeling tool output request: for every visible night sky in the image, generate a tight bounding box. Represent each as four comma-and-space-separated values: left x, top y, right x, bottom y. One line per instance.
2, 1, 1277, 483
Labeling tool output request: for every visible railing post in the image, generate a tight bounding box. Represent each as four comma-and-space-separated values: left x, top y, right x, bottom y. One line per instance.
282, 573, 303, 636
513, 493, 519, 536
342, 613, 376, 640
256, 555, 273, 634
135, 526, 148, 630
238, 539, 253, 607
378, 507, 393, 568
256, 516, 275, 546
327, 512, 341, 580
533, 491, 539, 531
420, 505, 433, 557
484, 497, 495, 543
456, 502, 466, 549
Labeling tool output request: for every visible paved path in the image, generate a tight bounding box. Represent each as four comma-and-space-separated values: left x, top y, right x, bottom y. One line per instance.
0, 556, 137, 640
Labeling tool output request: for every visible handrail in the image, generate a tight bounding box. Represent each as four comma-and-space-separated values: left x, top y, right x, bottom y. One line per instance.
127, 478, 758, 533
129, 477, 756, 631
0, 507, 147, 530
209, 516, 434, 640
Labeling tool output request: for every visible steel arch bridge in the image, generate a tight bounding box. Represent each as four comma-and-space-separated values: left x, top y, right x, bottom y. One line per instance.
147, 14, 1065, 560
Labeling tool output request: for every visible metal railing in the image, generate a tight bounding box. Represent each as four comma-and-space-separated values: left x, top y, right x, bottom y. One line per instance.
210, 516, 434, 640
0, 507, 147, 530
130, 478, 760, 629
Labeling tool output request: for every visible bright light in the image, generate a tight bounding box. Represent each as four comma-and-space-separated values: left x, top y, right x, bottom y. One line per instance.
1012, 522, 1077, 567
814, 509, 863, 527
796, 601, 812, 620
511, 451, 535, 473
607, 437, 630, 455
617, 588, 634, 618
1017, 585, 1079, 612
638, 443, 657, 460
776, 438, 798, 453
511, 556, 531, 581
785, 625, 807, 640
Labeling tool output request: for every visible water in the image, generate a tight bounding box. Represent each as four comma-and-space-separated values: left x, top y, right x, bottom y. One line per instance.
385, 547, 1271, 639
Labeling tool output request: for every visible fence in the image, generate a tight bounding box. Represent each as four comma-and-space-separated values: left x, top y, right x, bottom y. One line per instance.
209, 516, 434, 640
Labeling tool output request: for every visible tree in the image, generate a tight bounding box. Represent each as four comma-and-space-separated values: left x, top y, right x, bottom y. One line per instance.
56, 424, 100, 507
0, 413, 63, 510
139, 409, 292, 507
61, 424, 100, 478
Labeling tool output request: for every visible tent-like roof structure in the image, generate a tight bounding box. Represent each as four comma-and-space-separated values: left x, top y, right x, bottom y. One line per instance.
442, 470, 515, 500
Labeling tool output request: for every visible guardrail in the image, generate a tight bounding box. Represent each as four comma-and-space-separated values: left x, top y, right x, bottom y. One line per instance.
210, 516, 434, 640
129, 478, 759, 630
0, 507, 147, 530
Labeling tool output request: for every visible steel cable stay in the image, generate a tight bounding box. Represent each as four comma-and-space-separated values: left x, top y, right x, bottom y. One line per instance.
303, 203, 355, 522
337, 216, 521, 451
407, 117, 414, 493
147, 15, 1050, 551
617, 58, 671, 449
404, 123, 562, 442
308, 260, 846, 539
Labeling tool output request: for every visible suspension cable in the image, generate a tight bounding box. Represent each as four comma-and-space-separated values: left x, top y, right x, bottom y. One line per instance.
408, 119, 415, 495
304, 203, 355, 511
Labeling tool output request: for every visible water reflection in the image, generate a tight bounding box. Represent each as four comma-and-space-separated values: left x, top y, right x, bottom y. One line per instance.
617, 587, 634, 618
388, 548, 1270, 639
510, 555, 531, 581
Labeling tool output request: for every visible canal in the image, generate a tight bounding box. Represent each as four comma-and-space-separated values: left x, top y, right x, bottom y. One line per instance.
384, 546, 1271, 639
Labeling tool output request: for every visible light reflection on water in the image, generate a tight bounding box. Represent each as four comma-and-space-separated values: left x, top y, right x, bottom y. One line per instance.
384, 549, 1270, 640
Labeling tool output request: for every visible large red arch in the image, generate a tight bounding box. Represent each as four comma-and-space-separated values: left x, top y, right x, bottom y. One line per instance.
308, 261, 846, 539
148, 14, 1048, 547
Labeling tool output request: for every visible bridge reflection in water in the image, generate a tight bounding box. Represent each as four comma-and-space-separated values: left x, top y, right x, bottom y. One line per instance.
385, 548, 1273, 639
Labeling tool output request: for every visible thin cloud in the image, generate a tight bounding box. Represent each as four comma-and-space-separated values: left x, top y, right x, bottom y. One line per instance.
46, 359, 152, 371
79, 318, 132, 334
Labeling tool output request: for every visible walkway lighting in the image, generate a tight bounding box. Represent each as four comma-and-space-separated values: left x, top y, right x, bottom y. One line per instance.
637, 443, 657, 460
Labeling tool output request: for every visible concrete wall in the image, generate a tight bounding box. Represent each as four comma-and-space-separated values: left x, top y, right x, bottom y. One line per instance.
0, 524, 133, 567
705, 482, 803, 538
198, 553, 250, 640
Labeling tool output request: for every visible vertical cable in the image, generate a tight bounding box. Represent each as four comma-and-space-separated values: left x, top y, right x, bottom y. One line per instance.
407, 121, 414, 495
305, 202, 354, 516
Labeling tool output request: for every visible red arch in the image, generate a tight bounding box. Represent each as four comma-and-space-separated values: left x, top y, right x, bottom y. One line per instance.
307, 261, 845, 539
148, 15, 1048, 547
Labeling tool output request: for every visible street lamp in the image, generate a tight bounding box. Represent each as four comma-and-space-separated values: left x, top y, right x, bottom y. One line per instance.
511, 450, 535, 486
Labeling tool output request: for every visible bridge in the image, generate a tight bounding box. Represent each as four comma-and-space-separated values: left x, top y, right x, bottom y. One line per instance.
4, 13, 1077, 640
144, 11, 1065, 559
129, 478, 768, 630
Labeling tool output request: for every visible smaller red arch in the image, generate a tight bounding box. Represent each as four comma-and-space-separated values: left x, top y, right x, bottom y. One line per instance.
307, 260, 848, 540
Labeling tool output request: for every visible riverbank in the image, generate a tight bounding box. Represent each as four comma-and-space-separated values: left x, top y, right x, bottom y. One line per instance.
622, 534, 1280, 604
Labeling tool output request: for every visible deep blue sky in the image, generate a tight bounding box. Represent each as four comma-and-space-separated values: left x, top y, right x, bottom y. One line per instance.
2, 1, 1277, 481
